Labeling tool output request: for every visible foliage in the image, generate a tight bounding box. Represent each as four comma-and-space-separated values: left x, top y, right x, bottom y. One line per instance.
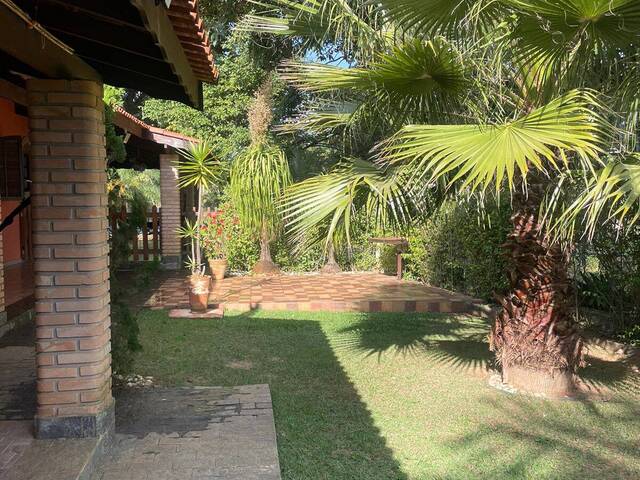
574, 223, 640, 336
112, 169, 160, 206
110, 298, 141, 375
142, 31, 280, 159
200, 209, 238, 260
175, 141, 226, 274
403, 201, 511, 300
103, 85, 126, 165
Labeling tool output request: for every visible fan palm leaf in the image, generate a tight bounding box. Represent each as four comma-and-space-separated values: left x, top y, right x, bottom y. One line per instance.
242, 0, 386, 60
381, 89, 606, 193
556, 155, 640, 239
282, 158, 412, 250
379, 0, 502, 38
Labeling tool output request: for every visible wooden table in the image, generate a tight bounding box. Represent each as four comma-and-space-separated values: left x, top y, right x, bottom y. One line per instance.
369, 237, 409, 280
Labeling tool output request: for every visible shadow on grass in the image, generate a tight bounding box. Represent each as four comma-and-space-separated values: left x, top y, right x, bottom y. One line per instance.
334, 312, 640, 397
445, 395, 640, 479
333, 313, 495, 374
133, 310, 408, 480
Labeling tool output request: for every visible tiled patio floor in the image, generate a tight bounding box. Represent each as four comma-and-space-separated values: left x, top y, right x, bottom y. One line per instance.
137, 272, 483, 314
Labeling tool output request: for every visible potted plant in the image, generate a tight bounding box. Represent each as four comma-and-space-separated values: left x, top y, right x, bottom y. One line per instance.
176, 141, 225, 312
178, 219, 210, 312
201, 209, 234, 280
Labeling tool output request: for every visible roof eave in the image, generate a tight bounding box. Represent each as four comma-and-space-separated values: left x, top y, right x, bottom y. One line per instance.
130, 0, 202, 109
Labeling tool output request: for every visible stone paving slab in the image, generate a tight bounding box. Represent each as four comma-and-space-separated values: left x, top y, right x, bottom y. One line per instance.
0, 420, 99, 480
0, 346, 36, 420
91, 385, 280, 480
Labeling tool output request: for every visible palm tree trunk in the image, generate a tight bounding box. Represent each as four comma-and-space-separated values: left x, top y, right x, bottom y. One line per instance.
321, 241, 342, 273
259, 231, 272, 263
252, 224, 280, 275
490, 180, 583, 397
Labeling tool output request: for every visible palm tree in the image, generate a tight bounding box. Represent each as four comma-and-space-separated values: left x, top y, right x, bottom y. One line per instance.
243, 0, 640, 396
230, 79, 292, 274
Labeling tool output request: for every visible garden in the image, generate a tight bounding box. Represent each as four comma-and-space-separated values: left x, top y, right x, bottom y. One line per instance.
105, 1, 640, 479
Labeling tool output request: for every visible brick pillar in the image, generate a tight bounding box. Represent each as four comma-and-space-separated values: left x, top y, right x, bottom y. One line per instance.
27, 79, 114, 439
0, 199, 5, 328
160, 153, 181, 269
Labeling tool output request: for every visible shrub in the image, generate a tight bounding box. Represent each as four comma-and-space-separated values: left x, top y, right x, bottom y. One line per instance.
110, 299, 142, 375
402, 200, 510, 301
574, 223, 640, 337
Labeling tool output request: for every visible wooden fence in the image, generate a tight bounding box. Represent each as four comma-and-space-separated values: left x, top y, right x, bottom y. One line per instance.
109, 205, 161, 262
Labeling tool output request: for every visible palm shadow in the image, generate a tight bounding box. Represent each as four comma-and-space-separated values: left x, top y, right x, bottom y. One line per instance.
443, 395, 640, 479
333, 313, 496, 374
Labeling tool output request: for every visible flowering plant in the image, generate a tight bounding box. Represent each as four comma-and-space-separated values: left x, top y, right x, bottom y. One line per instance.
200, 209, 237, 260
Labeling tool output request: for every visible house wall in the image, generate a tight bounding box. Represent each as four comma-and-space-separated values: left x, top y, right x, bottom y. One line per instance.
0, 97, 29, 136
0, 199, 5, 326
160, 153, 181, 269
0, 98, 29, 263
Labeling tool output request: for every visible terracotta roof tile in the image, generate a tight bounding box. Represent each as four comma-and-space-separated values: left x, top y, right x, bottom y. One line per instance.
167, 0, 219, 82
113, 105, 200, 148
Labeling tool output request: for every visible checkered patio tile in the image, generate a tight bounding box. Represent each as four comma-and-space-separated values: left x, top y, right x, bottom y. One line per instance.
137, 272, 483, 314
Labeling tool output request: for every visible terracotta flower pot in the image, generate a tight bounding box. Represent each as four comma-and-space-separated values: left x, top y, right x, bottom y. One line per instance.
189, 274, 211, 313
208, 258, 228, 281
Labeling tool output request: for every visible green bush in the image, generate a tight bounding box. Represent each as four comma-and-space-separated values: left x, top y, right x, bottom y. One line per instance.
403, 200, 510, 301
574, 223, 640, 337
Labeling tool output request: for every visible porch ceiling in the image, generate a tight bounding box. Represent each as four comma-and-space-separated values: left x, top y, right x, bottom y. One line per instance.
2, 0, 217, 108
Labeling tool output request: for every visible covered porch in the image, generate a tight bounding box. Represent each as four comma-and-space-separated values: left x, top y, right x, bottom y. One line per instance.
0, 0, 216, 456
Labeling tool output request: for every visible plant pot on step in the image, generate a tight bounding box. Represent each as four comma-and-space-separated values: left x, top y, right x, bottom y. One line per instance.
208, 258, 228, 280
189, 274, 211, 313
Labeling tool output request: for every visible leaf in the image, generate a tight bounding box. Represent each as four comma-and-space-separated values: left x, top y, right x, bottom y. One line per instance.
556, 155, 640, 239
381, 89, 606, 193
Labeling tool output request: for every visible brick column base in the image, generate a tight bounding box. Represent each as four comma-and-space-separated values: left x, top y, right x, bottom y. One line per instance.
27, 78, 114, 439
160, 153, 181, 269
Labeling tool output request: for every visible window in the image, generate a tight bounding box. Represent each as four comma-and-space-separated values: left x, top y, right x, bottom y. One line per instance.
0, 136, 23, 198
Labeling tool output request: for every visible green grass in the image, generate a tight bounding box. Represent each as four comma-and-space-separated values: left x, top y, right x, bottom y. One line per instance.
132, 309, 640, 479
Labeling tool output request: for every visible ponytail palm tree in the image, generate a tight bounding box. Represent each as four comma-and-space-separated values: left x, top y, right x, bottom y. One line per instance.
244, 0, 640, 396
231, 79, 292, 274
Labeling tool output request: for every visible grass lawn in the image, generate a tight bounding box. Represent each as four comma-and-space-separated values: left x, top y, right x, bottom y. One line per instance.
132, 309, 640, 480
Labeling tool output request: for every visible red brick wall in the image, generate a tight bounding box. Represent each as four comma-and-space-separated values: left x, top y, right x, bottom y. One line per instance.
160, 153, 181, 263
27, 79, 112, 421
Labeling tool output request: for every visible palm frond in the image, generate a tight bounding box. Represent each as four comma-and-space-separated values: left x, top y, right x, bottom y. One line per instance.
241, 0, 386, 60
230, 142, 293, 239
379, 0, 502, 38
555, 155, 640, 239
506, 0, 640, 93
280, 38, 466, 96
282, 158, 413, 251
175, 141, 226, 191
381, 89, 606, 193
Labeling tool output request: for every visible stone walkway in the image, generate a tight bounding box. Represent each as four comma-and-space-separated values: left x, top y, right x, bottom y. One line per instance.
91, 385, 280, 480
0, 321, 36, 421
0, 420, 100, 480
136, 272, 483, 314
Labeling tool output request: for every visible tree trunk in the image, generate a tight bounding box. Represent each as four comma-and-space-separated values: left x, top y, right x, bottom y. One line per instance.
320, 241, 342, 274
252, 225, 280, 275
490, 181, 583, 397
